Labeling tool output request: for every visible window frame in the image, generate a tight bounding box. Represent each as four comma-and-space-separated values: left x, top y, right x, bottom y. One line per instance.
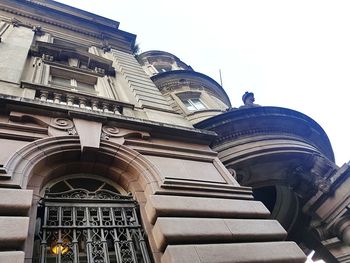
175, 91, 208, 113
49, 66, 98, 95
33, 176, 152, 263
182, 97, 207, 111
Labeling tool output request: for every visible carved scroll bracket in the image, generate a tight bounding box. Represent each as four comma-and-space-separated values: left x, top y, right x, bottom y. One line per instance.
101, 125, 150, 144
9, 112, 76, 136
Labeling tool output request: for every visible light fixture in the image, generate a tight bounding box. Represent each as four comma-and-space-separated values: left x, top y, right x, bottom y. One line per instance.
50, 240, 70, 255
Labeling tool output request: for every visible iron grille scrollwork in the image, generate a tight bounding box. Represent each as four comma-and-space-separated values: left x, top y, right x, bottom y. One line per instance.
44, 188, 132, 201
34, 187, 151, 263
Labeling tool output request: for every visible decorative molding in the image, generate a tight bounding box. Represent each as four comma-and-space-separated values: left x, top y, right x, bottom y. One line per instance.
32, 25, 43, 36
7, 16, 43, 35
215, 126, 311, 146
125, 139, 217, 162
44, 188, 133, 201
0, 5, 100, 38
67, 127, 77, 136
0, 113, 48, 140
0, 3, 135, 52
0, 165, 10, 178
1, 136, 162, 190
157, 177, 253, 200
195, 106, 335, 162
8, 112, 77, 136
102, 126, 120, 136
101, 125, 150, 141
30, 41, 116, 76
50, 118, 74, 130
0, 92, 216, 144
285, 154, 338, 199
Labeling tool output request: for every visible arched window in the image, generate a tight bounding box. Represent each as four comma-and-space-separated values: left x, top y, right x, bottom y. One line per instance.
33, 176, 151, 263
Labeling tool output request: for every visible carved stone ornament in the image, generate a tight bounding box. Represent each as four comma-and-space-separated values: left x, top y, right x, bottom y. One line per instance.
101, 39, 111, 53
101, 132, 110, 141
10, 17, 21, 27
102, 126, 120, 136
67, 128, 77, 136
50, 118, 74, 130
227, 168, 237, 180
287, 164, 316, 198
101, 125, 150, 140
32, 25, 44, 36
239, 91, 261, 109
41, 53, 54, 61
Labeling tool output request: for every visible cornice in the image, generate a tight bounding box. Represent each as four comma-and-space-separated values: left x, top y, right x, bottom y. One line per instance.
0, 1, 135, 51
0, 93, 216, 144
27, 0, 120, 29
0, 4, 100, 38
196, 106, 335, 162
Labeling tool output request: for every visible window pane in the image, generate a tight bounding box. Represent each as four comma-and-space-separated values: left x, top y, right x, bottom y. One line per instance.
76, 81, 94, 91
154, 64, 171, 73
51, 76, 71, 87
191, 98, 206, 110
183, 100, 196, 111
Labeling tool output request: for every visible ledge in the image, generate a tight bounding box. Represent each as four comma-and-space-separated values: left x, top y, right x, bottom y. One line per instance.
0, 93, 217, 145
196, 106, 334, 161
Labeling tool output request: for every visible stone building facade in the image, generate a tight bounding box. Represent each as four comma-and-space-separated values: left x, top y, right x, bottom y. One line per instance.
0, 1, 348, 263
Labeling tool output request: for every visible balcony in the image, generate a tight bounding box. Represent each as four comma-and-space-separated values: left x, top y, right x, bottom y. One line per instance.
21, 81, 134, 115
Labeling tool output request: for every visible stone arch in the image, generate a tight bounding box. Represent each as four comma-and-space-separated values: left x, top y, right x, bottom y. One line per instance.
4, 135, 162, 194
3, 136, 163, 262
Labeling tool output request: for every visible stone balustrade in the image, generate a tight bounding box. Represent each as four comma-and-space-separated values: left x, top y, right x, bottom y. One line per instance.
21, 81, 134, 115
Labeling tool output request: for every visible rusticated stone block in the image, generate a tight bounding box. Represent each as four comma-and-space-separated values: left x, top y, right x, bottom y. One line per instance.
153, 217, 287, 251
162, 242, 306, 263
0, 217, 29, 248
0, 251, 24, 263
145, 195, 270, 224
0, 188, 33, 215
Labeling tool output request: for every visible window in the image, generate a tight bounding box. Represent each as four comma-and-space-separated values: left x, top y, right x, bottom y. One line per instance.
33, 177, 151, 263
182, 98, 206, 111
51, 76, 71, 87
49, 67, 97, 94
154, 64, 172, 73
51, 76, 95, 92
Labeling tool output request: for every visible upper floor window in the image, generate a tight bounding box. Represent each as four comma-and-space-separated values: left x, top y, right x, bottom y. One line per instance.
49, 67, 97, 94
31, 40, 115, 76
51, 76, 95, 92
182, 98, 206, 111
154, 64, 172, 73
176, 91, 207, 112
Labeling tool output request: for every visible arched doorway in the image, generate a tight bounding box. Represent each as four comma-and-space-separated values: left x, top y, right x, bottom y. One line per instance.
32, 175, 152, 263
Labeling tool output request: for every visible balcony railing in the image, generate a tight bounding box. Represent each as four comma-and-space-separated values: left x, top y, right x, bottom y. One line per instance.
21, 81, 134, 115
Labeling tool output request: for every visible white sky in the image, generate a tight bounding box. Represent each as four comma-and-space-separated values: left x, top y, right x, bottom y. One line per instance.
56, 0, 350, 165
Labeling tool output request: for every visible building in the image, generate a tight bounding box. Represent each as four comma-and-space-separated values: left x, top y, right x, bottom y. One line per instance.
0, 1, 348, 262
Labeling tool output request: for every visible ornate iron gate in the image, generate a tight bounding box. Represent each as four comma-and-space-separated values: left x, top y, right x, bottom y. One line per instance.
35, 187, 151, 263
